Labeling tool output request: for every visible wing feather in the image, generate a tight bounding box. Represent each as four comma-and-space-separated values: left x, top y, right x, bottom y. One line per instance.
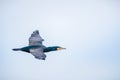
30, 48, 46, 60
29, 30, 46, 60
29, 30, 44, 46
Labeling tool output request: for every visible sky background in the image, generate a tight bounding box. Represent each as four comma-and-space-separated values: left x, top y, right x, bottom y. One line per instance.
0, 0, 120, 80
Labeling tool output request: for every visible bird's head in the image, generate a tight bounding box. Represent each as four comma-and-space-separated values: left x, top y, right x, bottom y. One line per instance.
44, 46, 66, 52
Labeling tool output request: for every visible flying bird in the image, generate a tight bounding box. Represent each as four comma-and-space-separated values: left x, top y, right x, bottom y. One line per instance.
12, 30, 66, 60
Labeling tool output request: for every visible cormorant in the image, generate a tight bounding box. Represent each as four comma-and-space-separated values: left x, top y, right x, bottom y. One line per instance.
12, 30, 66, 60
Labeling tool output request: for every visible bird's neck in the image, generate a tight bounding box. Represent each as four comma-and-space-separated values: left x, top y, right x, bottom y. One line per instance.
43, 46, 57, 52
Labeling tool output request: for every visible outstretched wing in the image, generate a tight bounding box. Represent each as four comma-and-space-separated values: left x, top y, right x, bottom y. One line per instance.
29, 30, 44, 46
30, 48, 46, 60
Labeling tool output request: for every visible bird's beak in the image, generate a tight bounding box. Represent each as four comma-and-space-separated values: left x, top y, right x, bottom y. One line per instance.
62, 48, 66, 49
57, 47, 66, 50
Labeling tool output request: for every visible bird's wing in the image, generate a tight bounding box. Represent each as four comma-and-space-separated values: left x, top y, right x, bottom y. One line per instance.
29, 30, 44, 46
30, 47, 46, 60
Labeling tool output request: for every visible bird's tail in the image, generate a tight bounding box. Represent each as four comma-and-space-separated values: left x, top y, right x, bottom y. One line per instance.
12, 48, 21, 51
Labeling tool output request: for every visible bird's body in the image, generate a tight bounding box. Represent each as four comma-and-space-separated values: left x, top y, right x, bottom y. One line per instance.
13, 30, 65, 60
13, 46, 62, 53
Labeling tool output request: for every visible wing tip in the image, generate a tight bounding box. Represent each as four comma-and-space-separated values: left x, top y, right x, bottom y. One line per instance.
35, 56, 46, 60
33, 30, 39, 34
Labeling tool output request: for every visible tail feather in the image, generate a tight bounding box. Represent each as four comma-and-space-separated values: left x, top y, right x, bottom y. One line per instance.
12, 48, 21, 51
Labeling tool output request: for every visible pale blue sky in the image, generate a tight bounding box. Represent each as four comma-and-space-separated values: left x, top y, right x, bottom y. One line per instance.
0, 0, 120, 80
